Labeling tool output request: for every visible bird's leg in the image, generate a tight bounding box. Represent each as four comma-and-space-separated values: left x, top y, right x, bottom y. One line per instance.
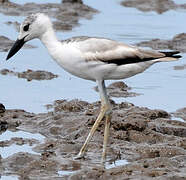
100, 81, 112, 164
101, 113, 112, 164
75, 103, 109, 159
75, 80, 111, 160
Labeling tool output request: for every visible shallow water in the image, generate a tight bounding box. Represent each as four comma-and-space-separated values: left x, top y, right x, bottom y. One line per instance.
0, 0, 186, 113
105, 159, 129, 169
0, 130, 45, 141
1, 175, 19, 180
58, 170, 77, 176
0, 130, 45, 158
57, 159, 129, 177
172, 117, 185, 122
0, 144, 40, 158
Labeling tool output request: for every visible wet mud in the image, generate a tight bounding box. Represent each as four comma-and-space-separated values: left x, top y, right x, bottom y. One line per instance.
94, 81, 140, 98
174, 64, 186, 71
121, 0, 186, 14
0, 97, 186, 179
0, 0, 98, 32
136, 33, 186, 53
0, 69, 58, 81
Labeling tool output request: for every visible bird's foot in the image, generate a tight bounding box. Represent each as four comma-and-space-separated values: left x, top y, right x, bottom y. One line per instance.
101, 158, 106, 165
73, 153, 85, 160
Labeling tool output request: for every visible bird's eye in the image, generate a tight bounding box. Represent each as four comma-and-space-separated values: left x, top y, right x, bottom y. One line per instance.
23, 24, 30, 31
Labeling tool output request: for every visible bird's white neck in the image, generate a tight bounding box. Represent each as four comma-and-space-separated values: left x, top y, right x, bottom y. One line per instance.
40, 27, 62, 60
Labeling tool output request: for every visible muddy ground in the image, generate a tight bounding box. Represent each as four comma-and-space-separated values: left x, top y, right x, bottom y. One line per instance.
136, 33, 186, 53
121, 0, 186, 14
0, 81, 186, 179
0, 69, 58, 81
94, 81, 140, 98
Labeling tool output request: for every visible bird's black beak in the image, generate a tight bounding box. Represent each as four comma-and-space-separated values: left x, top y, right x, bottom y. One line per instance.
6, 36, 27, 60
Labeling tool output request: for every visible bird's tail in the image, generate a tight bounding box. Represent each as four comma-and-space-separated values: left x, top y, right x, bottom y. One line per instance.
155, 51, 181, 62
160, 51, 182, 58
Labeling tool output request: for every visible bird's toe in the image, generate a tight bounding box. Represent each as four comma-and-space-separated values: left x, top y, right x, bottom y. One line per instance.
73, 153, 85, 160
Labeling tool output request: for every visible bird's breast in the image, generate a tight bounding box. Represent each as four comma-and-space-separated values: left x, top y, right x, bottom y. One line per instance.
51, 45, 97, 80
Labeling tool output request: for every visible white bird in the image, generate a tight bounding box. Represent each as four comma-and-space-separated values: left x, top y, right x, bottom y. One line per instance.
6, 13, 181, 163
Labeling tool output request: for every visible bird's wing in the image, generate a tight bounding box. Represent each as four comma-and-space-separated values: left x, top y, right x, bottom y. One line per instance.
69, 37, 166, 65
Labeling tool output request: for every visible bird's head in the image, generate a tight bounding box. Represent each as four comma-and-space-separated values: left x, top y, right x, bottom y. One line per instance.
6, 13, 52, 60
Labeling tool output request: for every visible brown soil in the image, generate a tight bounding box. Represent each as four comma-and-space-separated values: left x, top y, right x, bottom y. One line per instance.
121, 0, 186, 14
136, 33, 186, 53
0, 69, 58, 81
94, 81, 140, 98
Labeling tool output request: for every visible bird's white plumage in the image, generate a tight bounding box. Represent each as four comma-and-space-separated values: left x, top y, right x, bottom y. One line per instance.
38, 25, 169, 81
